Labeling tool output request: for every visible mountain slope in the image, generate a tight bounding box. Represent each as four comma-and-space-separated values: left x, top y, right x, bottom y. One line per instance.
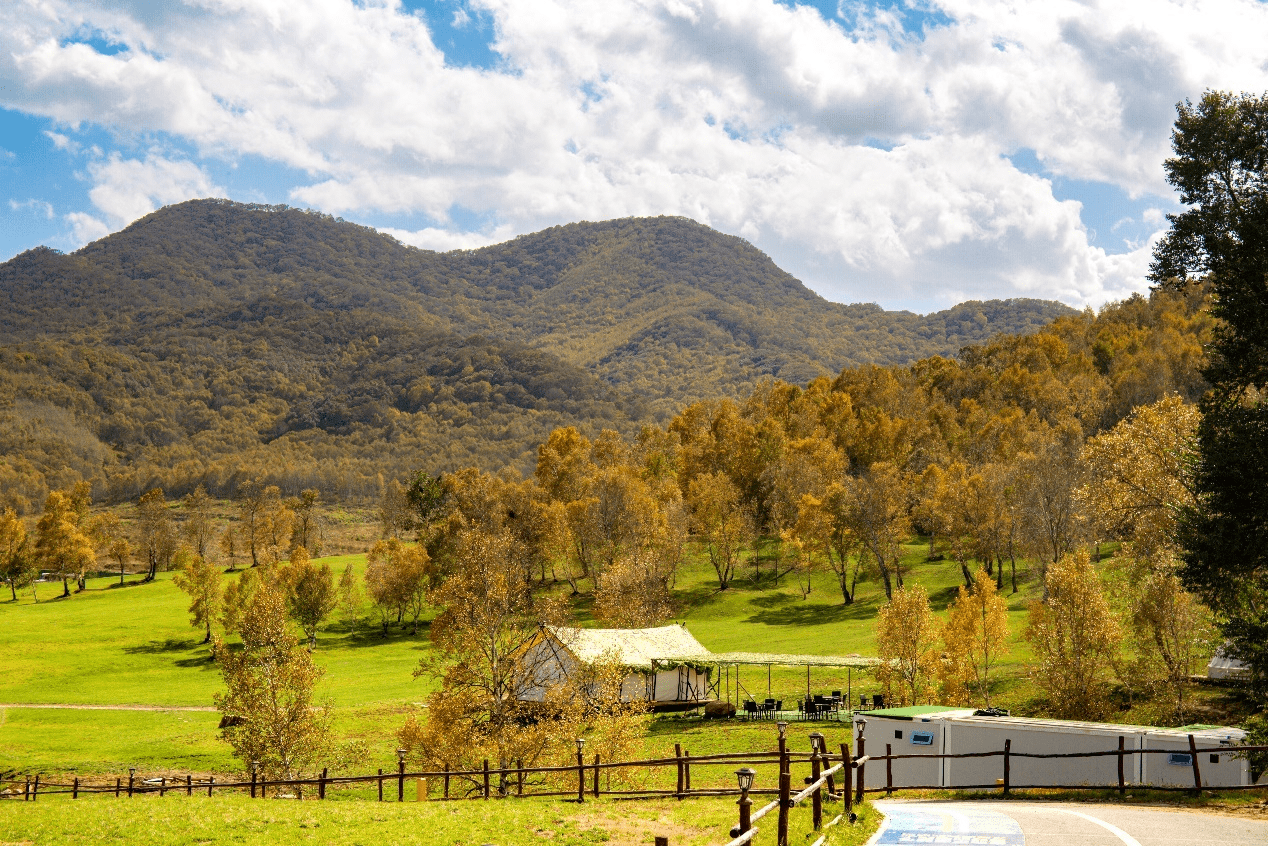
0, 200, 1076, 507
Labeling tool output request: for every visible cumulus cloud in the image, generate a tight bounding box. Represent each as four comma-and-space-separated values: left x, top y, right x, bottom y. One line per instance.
2, 0, 1266, 308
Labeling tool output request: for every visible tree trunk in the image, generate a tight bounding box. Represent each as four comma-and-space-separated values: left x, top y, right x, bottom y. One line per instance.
877, 561, 893, 600
1010, 554, 1018, 594
203, 622, 213, 645
62, 577, 70, 598
9, 581, 16, 601
995, 556, 1004, 591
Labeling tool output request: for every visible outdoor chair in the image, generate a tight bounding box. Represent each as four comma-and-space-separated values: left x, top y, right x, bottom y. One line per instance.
743, 700, 758, 720
872, 693, 885, 710
763, 698, 776, 719
858, 695, 871, 711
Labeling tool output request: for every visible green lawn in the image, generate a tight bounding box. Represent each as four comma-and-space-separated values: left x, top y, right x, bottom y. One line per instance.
0, 793, 881, 846
2, 536, 1241, 783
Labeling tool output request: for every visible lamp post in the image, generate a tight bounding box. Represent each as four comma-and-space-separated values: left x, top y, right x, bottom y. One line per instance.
250, 761, 259, 799
128, 768, 136, 798
730, 767, 756, 836
808, 732, 825, 830
575, 738, 586, 803
397, 748, 407, 802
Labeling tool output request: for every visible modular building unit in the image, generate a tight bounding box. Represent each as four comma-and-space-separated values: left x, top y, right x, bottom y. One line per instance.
853, 708, 1251, 790
942, 715, 1144, 789
1140, 727, 1248, 788
853, 707, 975, 790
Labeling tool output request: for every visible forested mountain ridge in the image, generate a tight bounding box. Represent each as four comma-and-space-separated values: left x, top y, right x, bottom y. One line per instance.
0, 199, 1078, 508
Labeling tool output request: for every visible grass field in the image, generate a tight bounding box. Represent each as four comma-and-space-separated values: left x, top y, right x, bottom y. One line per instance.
0, 532, 1253, 782
0, 793, 881, 846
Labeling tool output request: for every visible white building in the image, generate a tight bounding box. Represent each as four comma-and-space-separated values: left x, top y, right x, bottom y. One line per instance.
854, 706, 1250, 789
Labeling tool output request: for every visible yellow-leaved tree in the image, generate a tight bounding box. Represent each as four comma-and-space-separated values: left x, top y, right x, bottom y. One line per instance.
173, 553, 224, 644
940, 568, 1011, 707
1025, 550, 1121, 719
875, 583, 939, 706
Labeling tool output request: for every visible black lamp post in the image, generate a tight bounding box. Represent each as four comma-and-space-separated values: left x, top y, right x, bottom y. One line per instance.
397, 748, 407, 802
808, 731, 825, 754
730, 767, 756, 836
575, 738, 586, 803
128, 767, 136, 798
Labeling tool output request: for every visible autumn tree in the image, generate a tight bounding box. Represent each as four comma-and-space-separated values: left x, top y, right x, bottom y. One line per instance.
940, 568, 1011, 707
137, 488, 176, 582
289, 489, 323, 556
593, 546, 675, 628
213, 584, 333, 791
173, 553, 224, 644
88, 512, 132, 585
336, 562, 363, 630
0, 507, 34, 601
845, 462, 910, 600
875, 583, 939, 706
403, 528, 588, 789
281, 546, 337, 648
219, 524, 242, 571
365, 538, 429, 635
378, 478, 410, 540
35, 490, 95, 597
182, 485, 215, 558
1128, 564, 1214, 721
687, 471, 755, 590
221, 569, 259, 638
1019, 426, 1086, 594
1025, 550, 1121, 719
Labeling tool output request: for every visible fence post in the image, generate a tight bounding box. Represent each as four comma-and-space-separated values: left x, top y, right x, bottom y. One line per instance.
1188, 734, 1203, 795
777, 768, 791, 846
115, 777, 121, 798
484, 759, 491, 800
208, 776, 214, 797
31, 775, 38, 801
398, 752, 406, 802
593, 753, 600, 798
159, 777, 167, 797
1002, 739, 1011, 796
517, 759, 524, 796
23, 776, 29, 802
444, 764, 450, 800
684, 749, 691, 793
854, 721, 866, 805
674, 743, 684, 800
811, 743, 822, 831
655, 838, 669, 846
576, 749, 585, 803
319, 767, 327, 800
186, 774, 192, 797
840, 743, 854, 822
885, 744, 893, 797
249, 763, 257, 799
377, 768, 383, 802
1117, 737, 1125, 796
73, 777, 79, 800
128, 768, 136, 798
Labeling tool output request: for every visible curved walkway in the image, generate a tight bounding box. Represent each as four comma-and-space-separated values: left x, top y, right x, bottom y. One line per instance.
0, 703, 216, 712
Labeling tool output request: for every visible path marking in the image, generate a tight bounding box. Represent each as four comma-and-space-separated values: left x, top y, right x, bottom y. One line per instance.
1056, 808, 1142, 846
0, 703, 216, 712
870, 803, 1024, 845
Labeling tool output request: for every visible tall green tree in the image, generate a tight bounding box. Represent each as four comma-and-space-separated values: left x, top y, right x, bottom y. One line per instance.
1152, 91, 1268, 694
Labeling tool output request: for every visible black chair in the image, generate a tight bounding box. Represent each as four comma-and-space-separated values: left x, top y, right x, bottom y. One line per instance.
763, 698, 776, 719
743, 700, 758, 720
872, 693, 885, 710
858, 695, 871, 711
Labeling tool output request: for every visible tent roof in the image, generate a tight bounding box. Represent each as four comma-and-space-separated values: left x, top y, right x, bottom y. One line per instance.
700, 651, 883, 668
545, 624, 710, 670
543, 625, 882, 670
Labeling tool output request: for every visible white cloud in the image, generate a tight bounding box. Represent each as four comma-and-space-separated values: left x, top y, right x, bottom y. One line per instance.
84, 153, 220, 229
64, 210, 110, 244
2, 0, 1266, 308
10, 198, 55, 218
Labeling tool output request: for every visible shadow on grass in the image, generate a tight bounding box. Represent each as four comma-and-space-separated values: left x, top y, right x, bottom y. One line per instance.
743, 599, 873, 627
123, 638, 219, 669
331, 623, 432, 650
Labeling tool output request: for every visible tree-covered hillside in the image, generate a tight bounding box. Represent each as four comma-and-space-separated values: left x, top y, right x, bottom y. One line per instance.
0, 200, 1076, 508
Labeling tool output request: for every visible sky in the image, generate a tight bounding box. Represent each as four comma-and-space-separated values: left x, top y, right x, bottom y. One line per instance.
2, 1, 1267, 312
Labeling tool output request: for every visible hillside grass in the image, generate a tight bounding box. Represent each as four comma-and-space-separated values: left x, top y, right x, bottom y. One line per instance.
0, 534, 1251, 781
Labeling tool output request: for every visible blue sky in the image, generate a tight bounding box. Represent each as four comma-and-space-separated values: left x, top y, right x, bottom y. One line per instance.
2, 0, 1258, 311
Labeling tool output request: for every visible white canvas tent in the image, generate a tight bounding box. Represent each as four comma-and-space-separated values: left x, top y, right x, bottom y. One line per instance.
517, 624, 714, 708
1207, 646, 1250, 681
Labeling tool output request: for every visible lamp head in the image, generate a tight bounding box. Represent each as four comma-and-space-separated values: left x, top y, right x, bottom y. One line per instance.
735, 767, 756, 792
776, 721, 788, 739
397, 748, 407, 762
808, 731, 825, 753
575, 737, 586, 753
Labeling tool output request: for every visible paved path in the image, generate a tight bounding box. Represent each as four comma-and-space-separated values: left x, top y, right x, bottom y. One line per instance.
0, 703, 216, 712
871, 799, 1268, 846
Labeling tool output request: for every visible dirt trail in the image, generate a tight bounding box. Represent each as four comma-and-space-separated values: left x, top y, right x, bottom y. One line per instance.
0, 703, 216, 712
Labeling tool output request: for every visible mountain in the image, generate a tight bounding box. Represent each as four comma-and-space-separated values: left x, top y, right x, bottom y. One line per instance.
0, 200, 1076, 508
